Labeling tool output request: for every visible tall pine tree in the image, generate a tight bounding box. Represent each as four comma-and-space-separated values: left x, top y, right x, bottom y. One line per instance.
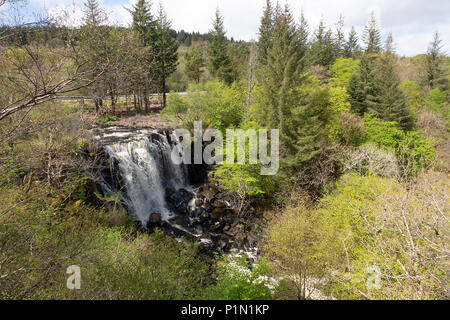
128, 0, 156, 113
154, 3, 179, 108
423, 31, 447, 90
208, 8, 233, 84
347, 54, 378, 115
184, 45, 205, 83
362, 11, 382, 54
370, 36, 414, 131
257, 0, 274, 66
344, 26, 360, 58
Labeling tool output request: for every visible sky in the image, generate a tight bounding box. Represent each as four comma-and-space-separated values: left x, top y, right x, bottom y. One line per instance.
2, 0, 449, 56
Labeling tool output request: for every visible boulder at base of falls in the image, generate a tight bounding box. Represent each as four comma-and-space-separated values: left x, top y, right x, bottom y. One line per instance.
211, 207, 225, 221
213, 200, 227, 208
147, 212, 162, 228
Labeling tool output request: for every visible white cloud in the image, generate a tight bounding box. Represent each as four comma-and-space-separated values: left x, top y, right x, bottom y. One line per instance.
18, 0, 450, 55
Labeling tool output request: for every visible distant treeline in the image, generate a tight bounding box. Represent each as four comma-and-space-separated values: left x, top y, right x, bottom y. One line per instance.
0, 24, 244, 46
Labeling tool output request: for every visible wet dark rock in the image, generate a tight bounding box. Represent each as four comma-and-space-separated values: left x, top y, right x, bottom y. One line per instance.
218, 239, 228, 250
211, 207, 225, 220
204, 203, 214, 213
149, 212, 162, 224
198, 238, 214, 251
213, 200, 227, 208
209, 222, 224, 232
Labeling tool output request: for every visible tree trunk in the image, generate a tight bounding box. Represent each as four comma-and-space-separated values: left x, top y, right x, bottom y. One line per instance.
144, 86, 150, 114
162, 76, 167, 109
133, 92, 138, 114
110, 92, 116, 114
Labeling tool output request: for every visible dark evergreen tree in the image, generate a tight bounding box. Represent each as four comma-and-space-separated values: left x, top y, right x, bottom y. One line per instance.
344, 26, 360, 58
154, 3, 179, 108
347, 54, 378, 115
423, 30, 447, 90
128, 0, 155, 46
260, 4, 302, 130
309, 20, 337, 67
80, 0, 108, 113
335, 14, 345, 56
362, 11, 382, 54
208, 8, 233, 84
257, 0, 274, 66
370, 37, 414, 131
82, 0, 104, 26
296, 9, 309, 59
127, 0, 156, 113
184, 45, 205, 83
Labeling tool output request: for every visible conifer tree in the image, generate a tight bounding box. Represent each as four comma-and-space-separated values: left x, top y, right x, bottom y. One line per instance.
347, 54, 378, 115
154, 3, 179, 108
184, 45, 205, 83
344, 26, 360, 58
128, 0, 156, 113
423, 30, 447, 90
362, 11, 382, 54
260, 4, 302, 130
208, 8, 233, 84
335, 14, 345, 56
309, 20, 337, 67
128, 0, 155, 46
296, 9, 309, 59
80, 0, 108, 113
371, 36, 414, 131
82, 0, 105, 27
257, 0, 274, 66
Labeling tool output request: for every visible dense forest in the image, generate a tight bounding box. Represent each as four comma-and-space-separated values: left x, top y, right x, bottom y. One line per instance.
0, 0, 448, 300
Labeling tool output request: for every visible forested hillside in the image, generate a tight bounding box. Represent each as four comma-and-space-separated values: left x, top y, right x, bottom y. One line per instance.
0, 0, 448, 300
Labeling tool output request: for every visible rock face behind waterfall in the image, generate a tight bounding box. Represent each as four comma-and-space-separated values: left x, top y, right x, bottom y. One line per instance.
93, 126, 188, 225
89, 126, 260, 254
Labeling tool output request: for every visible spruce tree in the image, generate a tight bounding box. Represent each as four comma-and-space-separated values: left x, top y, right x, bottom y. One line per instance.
128, 0, 156, 113
260, 4, 301, 130
80, 0, 108, 113
335, 14, 345, 56
362, 11, 382, 54
184, 45, 205, 83
296, 9, 309, 59
347, 54, 378, 115
423, 31, 446, 90
154, 3, 179, 108
371, 36, 414, 131
257, 0, 274, 66
344, 26, 360, 58
309, 20, 337, 67
208, 8, 233, 84
82, 0, 105, 27
128, 0, 155, 46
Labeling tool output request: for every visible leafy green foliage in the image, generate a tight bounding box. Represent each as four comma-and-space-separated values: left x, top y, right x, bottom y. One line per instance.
395, 131, 436, 177
162, 81, 245, 131
362, 115, 436, 177
330, 58, 360, 87
204, 255, 276, 300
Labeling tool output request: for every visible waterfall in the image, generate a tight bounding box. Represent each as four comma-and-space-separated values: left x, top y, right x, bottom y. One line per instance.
94, 127, 190, 226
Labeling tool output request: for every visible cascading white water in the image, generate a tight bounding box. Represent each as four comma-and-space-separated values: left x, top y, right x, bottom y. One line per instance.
95, 127, 190, 226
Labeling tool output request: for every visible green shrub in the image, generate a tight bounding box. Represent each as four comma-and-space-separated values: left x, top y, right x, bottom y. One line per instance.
204, 255, 276, 300
330, 58, 360, 88
362, 114, 405, 149
162, 81, 245, 131
98, 114, 119, 124
396, 131, 436, 178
